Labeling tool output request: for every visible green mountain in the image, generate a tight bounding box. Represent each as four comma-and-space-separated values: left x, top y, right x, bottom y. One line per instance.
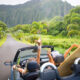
0, 0, 73, 27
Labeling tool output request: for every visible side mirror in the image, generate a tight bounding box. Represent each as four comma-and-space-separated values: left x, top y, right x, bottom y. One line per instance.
4, 61, 12, 66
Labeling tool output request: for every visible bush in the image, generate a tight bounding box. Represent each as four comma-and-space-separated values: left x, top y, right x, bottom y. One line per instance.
26, 35, 39, 43
13, 30, 24, 40
68, 30, 79, 37
0, 28, 6, 39
41, 29, 47, 34
60, 30, 68, 36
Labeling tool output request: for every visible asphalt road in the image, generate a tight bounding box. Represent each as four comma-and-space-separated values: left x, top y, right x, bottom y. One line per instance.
0, 35, 28, 80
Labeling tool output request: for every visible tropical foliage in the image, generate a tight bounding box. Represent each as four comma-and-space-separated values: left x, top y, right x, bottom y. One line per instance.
10, 6, 80, 53
0, 21, 7, 39
0, 6, 79, 52
0, 0, 73, 27
11, 6, 80, 39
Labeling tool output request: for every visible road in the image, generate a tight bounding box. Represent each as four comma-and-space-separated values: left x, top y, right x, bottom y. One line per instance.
0, 35, 28, 80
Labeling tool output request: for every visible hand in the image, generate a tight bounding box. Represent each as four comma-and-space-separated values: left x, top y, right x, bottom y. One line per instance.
47, 49, 51, 54
16, 65, 21, 68
35, 39, 41, 46
28, 58, 36, 62
13, 65, 16, 70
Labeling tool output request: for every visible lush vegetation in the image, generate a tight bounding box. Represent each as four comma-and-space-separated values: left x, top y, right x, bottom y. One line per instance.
12, 33, 80, 53
11, 6, 80, 53
0, 21, 7, 39
25, 34, 80, 53
0, 4, 79, 53
11, 6, 80, 37
0, 0, 73, 27
0, 37, 6, 47
0, 21, 7, 46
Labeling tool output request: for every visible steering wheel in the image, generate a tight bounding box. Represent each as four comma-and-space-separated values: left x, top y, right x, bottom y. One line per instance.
40, 62, 57, 72
19, 57, 37, 68
20, 59, 27, 68
74, 58, 80, 65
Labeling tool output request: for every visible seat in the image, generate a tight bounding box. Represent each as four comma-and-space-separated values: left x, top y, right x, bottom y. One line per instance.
40, 69, 61, 80
39, 64, 80, 80
62, 64, 80, 80
71, 64, 80, 74
21, 71, 39, 80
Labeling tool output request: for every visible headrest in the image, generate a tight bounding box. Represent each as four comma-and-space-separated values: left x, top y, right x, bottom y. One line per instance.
71, 64, 80, 74
22, 71, 39, 80
40, 69, 56, 80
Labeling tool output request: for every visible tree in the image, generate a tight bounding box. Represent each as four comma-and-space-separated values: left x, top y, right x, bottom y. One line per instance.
41, 29, 47, 34
0, 27, 2, 39
64, 6, 80, 37
68, 30, 80, 37
0, 21, 7, 39
30, 28, 37, 34
32, 21, 44, 34
14, 30, 24, 40
64, 14, 71, 25
0, 21, 7, 31
32, 21, 40, 29
21, 24, 32, 33
70, 6, 80, 14
71, 17, 80, 25
67, 24, 79, 31
67, 24, 80, 37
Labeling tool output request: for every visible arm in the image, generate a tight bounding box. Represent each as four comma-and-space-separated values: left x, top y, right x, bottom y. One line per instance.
35, 39, 41, 64
64, 44, 79, 58
47, 49, 55, 65
36, 46, 41, 64
13, 65, 28, 74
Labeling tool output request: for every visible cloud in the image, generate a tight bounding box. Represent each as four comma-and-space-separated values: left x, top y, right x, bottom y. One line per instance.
0, 0, 30, 5
62, 0, 80, 6
0, 0, 80, 6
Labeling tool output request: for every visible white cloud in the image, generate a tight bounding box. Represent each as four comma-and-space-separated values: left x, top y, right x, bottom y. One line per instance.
0, 0, 30, 5
0, 0, 80, 6
62, 0, 80, 6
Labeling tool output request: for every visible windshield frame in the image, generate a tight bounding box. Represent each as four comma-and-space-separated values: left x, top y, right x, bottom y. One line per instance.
13, 45, 54, 62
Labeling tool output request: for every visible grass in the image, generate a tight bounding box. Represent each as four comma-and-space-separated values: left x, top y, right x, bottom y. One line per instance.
12, 33, 34, 45
25, 34, 80, 53
13, 33, 80, 54
0, 37, 6, 47
41, 35, 80, 54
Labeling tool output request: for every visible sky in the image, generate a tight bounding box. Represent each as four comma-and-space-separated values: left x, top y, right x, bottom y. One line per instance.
62, 0, 80, 6
0, 0, 30, 5
0, 0, 80, 6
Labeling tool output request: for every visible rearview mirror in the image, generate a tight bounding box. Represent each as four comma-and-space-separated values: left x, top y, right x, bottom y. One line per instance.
4, 61, 12, 66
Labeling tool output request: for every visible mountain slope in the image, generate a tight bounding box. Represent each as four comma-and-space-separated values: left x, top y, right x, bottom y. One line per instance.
0, 0, 73, 27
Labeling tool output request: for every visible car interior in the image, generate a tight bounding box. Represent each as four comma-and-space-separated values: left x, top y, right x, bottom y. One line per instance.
13, 46, 53, 80
13, 46, 80, 80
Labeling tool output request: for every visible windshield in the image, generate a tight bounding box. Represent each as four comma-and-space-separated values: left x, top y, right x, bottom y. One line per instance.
17, 48, 48, 61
